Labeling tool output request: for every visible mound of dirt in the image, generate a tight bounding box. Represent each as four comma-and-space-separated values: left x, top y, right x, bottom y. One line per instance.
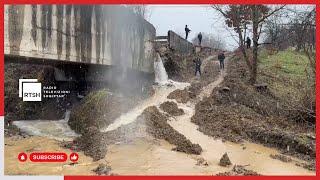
72, 127, 108, 161
68, 90, 137, 134
160, 101, 184, 116
270, 154, 292, 162
219, 153, 232, 167
167, 89, 194, 103
141, 106, 202, 155
93, 164, 112, 175
196, 157, 209, 166
295, 161, 316, 171
216, 165, 261, 176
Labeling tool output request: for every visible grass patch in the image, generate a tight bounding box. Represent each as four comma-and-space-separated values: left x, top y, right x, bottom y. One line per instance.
258, 49, 311, 104
259, 49, 310, 78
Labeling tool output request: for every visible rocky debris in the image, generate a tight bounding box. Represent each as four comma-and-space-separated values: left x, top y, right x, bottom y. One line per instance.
160, 101, 184, 116
219, 153, 232, 167
270, 154, 292, 162
295, 161, 316, 171
93, 164, 112, 175
220, 86, 230, 92
216, 165, 261, 176
141, 106, 202, 155
254, 83, 268, 92
196, 157, 209, 166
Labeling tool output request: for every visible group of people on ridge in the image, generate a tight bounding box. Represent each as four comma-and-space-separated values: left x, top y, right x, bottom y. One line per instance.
185, 25, 252, 77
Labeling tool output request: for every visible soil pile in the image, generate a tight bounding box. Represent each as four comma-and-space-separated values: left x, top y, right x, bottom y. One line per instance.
167, 89, 195, 103
216, 165, 261, 176
68, 89, 137, 134
141, 106, 202, 155
270, 154, 292, 163
72, 127, 108, 161
160, 101, 184, 116
219, 153, 232, 167
196, 157, 209, 166
93, 164, 112, 175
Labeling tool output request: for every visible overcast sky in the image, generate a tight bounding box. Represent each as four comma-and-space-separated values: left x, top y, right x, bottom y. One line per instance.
148, 5, 239, 50
147, 5, 314, 51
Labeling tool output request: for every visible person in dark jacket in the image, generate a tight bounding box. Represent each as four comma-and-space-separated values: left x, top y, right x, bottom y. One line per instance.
185, 25, 191, 39
198, 32, 202, 46
218, 51, 225, 70
194, 55, 202, 76
246, 37, 251, 49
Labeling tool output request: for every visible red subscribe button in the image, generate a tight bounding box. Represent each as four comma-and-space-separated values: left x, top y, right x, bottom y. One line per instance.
29, 152, 68, 162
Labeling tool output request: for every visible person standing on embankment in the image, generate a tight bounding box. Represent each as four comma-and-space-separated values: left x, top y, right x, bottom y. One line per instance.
218, 51, 225, 71
185, 25, 191, 40
198, 32, 202, 46
194, 55, 202, 76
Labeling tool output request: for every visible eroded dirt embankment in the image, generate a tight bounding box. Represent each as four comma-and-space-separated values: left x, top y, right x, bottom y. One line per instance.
191, 57, 315, 170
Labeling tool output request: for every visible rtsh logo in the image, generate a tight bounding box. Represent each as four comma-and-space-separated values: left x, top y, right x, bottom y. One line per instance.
19, 79, 42, 101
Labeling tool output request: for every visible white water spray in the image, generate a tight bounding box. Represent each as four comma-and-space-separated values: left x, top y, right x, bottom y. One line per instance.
154, 53, 168, 85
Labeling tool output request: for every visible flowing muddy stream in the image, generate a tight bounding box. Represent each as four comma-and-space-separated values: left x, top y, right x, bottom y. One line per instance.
6, 56, 315, 175
12, 111, 79, 141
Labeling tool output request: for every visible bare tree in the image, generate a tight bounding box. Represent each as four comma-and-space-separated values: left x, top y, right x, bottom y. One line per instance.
213, 5, 285, 84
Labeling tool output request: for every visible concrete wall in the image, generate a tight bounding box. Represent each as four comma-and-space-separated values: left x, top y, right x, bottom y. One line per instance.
168, 30, 194, 54
4, 5, 156, 73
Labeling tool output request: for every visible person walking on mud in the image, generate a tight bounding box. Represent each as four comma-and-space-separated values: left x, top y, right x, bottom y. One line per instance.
194, 55, 202, 76
198, 32, 202, 46
246, 37, 251, 49
218, 51, 225, 71
185, 25, 191, 40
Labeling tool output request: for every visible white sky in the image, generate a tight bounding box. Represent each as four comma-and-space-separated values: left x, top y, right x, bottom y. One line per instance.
147, 5, 240, 50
